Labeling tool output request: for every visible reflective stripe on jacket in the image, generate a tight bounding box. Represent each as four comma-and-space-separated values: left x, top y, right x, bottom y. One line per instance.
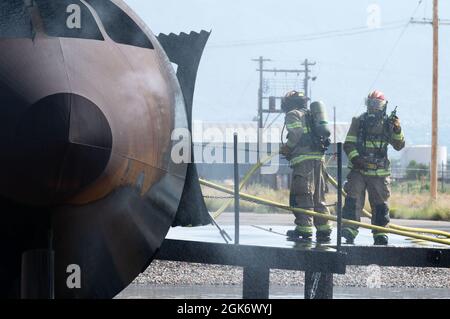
285, 109, 324, 167
343, 112, 405, 176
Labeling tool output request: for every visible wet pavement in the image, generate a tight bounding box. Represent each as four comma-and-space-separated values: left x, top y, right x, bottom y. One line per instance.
213, 213, 450, 232
117, 284, 450, 299
166, 223, 449, 249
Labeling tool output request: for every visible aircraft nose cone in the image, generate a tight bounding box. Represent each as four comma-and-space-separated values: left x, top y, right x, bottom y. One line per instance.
0, 93, 112, 206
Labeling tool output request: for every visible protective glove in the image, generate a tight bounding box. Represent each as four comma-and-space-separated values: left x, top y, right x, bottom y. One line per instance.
322, 137, 331, 150
391, 117, 402, 134
280, 145, 292, 158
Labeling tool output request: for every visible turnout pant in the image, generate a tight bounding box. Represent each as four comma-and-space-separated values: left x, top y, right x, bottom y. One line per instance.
290, 160, 332, 236
342, 170, 391, 238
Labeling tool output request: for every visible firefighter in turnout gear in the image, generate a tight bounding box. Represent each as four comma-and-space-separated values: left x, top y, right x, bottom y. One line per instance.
342, 90, 405, 245
280, 91, 333, 243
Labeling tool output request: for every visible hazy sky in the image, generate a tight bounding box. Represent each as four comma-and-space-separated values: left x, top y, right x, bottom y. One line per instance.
125, 0, 450, 148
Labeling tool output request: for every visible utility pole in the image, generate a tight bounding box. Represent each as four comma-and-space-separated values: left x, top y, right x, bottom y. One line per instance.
251, 58, 316, 186
302, 59, 317, 101
252, 56, 271, 165
431, 0, 439, 201
333, 106, 337, 154
410, 0, 450, 200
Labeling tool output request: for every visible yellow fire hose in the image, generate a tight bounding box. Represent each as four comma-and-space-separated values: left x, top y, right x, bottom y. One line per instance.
326, 175, 450, 239
200, 179, 450, 246
212, 154, 277, 219
210, 152, 450, 239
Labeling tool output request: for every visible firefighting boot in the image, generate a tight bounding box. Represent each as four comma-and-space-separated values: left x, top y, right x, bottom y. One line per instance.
316, 224, 332, 243
316, 232, 332, 243
374, 234, 389, 246
286, 227, 312, 241
341, 228, 358, 245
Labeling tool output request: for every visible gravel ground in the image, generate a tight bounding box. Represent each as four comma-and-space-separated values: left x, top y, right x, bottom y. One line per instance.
134, 261, 450, 289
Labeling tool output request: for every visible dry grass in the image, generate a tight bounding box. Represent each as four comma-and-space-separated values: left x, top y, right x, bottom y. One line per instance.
203, 182, 289, 214
389, 193, 450, 221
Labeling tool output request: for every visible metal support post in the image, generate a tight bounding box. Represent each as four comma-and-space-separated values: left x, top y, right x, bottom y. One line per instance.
304, 271, 333, 299
234, 133, 240, 245
243, 266, 270, 299
337, 143, 343, 250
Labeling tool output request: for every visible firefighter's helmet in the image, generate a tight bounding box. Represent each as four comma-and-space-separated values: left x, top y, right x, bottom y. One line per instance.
281, 91, 308, 113
366, 90, 387, 112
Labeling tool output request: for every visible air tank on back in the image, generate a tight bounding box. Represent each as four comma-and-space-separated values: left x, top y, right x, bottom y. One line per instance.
310, 101, 331, 139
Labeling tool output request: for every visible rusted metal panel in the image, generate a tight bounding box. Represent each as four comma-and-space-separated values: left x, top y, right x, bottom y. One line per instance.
0, 0, 208, 299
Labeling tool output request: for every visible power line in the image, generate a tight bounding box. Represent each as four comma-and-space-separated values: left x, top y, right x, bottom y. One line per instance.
369, 0, 424, 90
264, 112, 283, 133
208, 21, 406, 49
368, 24, 411, 90
411, 18, 450, 25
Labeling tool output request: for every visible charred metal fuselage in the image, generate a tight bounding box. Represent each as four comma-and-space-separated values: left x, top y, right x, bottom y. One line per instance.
0, 0, 208, 298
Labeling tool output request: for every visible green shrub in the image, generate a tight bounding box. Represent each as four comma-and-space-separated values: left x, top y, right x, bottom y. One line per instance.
406, 160, 429, 180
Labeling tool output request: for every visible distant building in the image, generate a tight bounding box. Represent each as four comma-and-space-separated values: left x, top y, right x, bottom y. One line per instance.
192, 121, 350, 188
400, 145, 448, 169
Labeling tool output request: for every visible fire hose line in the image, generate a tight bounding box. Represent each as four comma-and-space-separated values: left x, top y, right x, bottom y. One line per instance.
211, 153, 277, 219
210, 153, 450, 239
200, 178, 450, 246
325, 175, 450, 239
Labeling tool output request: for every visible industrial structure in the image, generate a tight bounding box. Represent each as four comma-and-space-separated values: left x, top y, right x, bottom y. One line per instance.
193, 121, 351, 188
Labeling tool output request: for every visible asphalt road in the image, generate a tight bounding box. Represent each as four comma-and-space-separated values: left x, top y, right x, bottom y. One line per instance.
215, 212, 450, 232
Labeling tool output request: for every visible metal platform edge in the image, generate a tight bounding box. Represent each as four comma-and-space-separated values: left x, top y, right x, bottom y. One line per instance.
338, 245, 450, 268
156, 239, 346, 299
156, 239, 347, 274
154, 239, 450, 299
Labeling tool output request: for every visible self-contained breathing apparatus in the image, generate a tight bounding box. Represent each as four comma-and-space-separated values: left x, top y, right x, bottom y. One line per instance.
356, 103, 399, 171
281, 92, 331, 156
308, 101, 332, 153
